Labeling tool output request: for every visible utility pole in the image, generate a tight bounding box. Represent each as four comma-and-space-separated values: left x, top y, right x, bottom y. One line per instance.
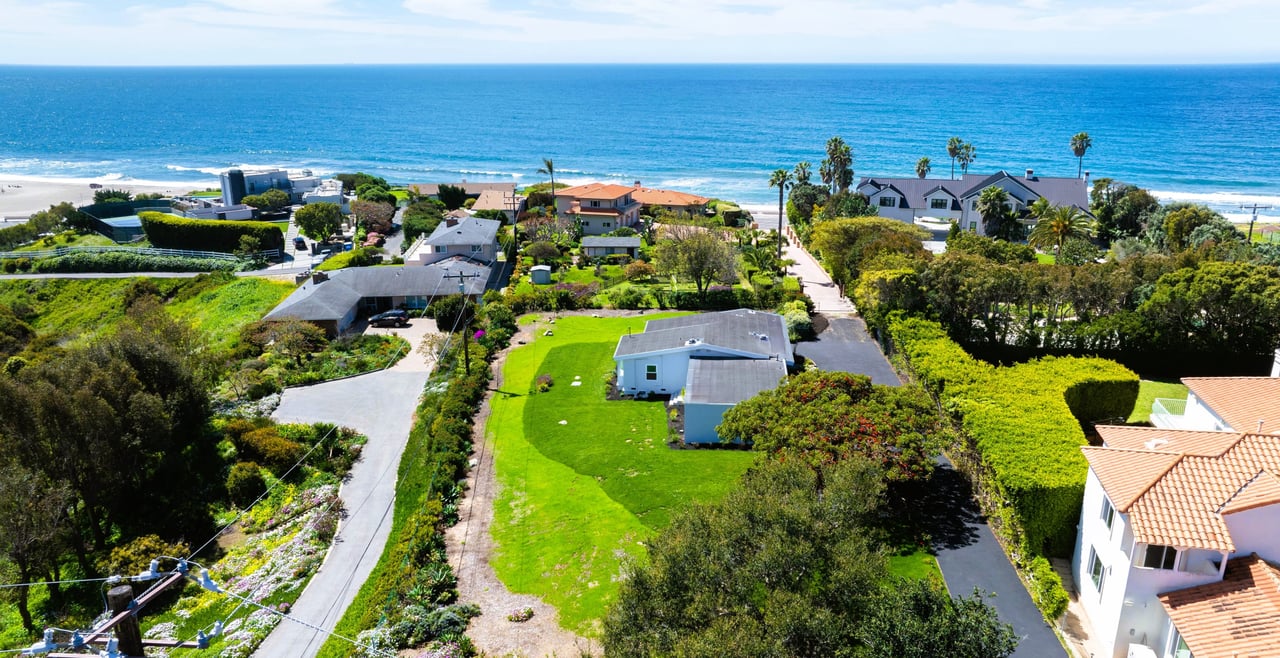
1240, 202, 1272, 243
442, 270, 482, 374
106, 585, 144, 657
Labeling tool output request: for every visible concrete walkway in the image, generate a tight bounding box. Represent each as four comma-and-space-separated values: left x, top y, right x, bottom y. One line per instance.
783, 229, 855, 314
252, 321, 438, 658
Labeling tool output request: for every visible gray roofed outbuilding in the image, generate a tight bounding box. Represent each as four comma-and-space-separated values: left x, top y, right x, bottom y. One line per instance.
581, 236, 642, 248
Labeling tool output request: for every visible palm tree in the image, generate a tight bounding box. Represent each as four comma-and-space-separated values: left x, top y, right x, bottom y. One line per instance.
947, 137, 963, 180
1070, 132, 1093, 178
915, 157, 932, 179
822, 136, 854, 194
769, 168, 793, 260
1028, 205, 1095, 261
975, 186, 1013, 240
957, 142, 976, 176
537, 158, 556, 191
793, 161, 812, 185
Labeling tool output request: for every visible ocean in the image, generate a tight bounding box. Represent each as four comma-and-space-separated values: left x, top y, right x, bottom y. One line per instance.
2, 64, 1279, 217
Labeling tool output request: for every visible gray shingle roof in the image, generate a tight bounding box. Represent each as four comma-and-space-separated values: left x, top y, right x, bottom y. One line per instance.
684, 358, 788, 405
859, 170, 1091, 215
581, 236, 641, 248
427, 217, 500, 247
265, 259, 491, 322
614, 309, 794, 364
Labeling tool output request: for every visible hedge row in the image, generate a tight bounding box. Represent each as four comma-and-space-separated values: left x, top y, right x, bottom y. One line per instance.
886, 314, 1138, 557
138, 211, 284, 253
29, 251, 238, 273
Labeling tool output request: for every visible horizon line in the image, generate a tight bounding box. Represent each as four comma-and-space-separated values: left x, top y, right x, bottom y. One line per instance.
2, 61, 1279, 69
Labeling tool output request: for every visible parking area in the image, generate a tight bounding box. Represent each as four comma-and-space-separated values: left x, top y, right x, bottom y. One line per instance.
361, 313, 440, 373
795, 315, 901, 386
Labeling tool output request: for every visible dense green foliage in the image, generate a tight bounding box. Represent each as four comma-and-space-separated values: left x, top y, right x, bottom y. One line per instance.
652, 225, 738, 297
293, 203, 344, 242
29, 251, 237, 273
603, 458, 1017, 658
241, 188, 290, 213
886, 315, 1138, 558
314, 246, 383, 271
719, 371, 944, 480
402, 200, 445, 246
138, 211, 284, 253
0, 203, 80, 250
809, 217, 929, 291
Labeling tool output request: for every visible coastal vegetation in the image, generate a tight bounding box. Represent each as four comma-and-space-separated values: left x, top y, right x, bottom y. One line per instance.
138, 211, 285, 253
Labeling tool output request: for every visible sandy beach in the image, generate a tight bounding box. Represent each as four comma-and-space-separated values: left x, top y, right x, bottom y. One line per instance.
0, 177, 214, 220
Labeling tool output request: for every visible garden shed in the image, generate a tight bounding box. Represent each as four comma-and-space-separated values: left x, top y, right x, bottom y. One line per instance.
530, 264, 552, 285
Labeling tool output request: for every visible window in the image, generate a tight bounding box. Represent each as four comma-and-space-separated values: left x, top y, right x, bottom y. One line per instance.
603, 222, 611, 228
1100, 496, 1115, 532
645, 364, 657, 381
1171, 631, 1193, 658
433, 245, 446, 253
1139, 544, 1178, 570
590, 200, 600, 207
470, 244, 483, 253
1088, 547, 1106, 593
971, 200, 979, 210
968, 222, 977, 232
931, 198, 949, 209
879, 196, 897, 207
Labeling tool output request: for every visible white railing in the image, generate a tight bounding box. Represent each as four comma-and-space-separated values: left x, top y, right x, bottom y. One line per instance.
0, 246, 280, 262
1152, 398, 1187, 418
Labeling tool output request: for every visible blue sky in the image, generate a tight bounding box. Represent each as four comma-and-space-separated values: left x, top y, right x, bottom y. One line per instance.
1, 0, 1278, 65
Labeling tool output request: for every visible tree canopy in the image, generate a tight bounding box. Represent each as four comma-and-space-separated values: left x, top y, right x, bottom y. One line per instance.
294, 202, 344, 241
241, 188, 290, 213
719, 371, 945, 480
652, 225, 738, 297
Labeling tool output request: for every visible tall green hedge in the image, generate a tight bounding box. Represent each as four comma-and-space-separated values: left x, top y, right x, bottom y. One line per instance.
886, 315, 1138, 557
138, 211, 284, 253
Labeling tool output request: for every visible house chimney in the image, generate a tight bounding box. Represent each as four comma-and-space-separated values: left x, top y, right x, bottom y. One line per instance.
1084, 170, 1091, 183
446, 217, 459, 227
634, 181, 642, 189
311, 271, 329, 284
1271, 347, 1279, 377
1025, 169, 1034, 180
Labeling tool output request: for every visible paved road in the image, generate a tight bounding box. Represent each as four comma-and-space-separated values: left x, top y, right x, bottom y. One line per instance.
927, 456, 1068, 658
252, 321, 438, 658
795, 316, 901, 386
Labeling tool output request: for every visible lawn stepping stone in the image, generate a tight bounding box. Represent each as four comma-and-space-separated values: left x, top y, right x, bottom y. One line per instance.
559, 420, 568, 425
571, 381, 581, 386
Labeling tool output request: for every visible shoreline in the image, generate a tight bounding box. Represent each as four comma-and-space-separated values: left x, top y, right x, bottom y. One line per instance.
2, 174, 1278, 226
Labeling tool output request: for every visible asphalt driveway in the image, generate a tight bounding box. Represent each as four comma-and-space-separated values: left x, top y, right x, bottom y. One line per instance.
252, 320, 439, 658
795, 315, 901, 386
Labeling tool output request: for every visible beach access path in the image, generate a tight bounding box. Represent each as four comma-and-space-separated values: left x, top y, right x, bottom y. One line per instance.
251, 320, 438, 658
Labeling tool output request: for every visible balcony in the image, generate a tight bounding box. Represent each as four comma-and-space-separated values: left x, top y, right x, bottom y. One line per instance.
1149, 398, 1191, 429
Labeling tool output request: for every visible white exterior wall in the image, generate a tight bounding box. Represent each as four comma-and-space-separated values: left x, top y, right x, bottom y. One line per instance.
243, 170, 291, 196
922, 191, 962, 220
684, 402, 732, 443
580, 216, 621, 235
1223, 503, 1280, 563
1182, 393, 1230, 430
418, 242, 495, 266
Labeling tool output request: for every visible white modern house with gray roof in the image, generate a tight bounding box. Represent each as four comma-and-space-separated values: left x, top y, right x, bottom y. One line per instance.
857, 169, 1092, 235
404, 216, 501, 266
264, 258, 493, 336
614, 309, 794, 443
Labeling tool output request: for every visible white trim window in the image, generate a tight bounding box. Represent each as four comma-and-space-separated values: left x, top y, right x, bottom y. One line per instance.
470, 244, 483, 253
1139, 544, 1178, 570
1088, 546, 1106, 594
930, 197, 949, 210
879, 196, 897, 207
645, 364, 658, 381
1100, 496, 1116, 533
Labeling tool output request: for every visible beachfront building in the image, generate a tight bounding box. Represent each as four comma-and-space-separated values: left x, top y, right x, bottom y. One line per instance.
301, 179, 349, 213
219, 168, 348, 210
471, 189, 525, 222
554, 183, 642, 235
1071, 372, 1280, 658
402, 215, 501, 266
855, 169, 1091, 235
629, 182, 709, 216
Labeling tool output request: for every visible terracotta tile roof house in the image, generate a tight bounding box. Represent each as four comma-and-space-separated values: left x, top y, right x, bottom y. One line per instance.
855, 169, 1091, 236
1159, 553, 1280, 658
629, 183, 709, 215
554, 182, 642, 235
471, 189, 525, 221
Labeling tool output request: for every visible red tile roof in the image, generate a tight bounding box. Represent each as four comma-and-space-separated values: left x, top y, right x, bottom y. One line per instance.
1183, 377, 1280, 434
1159, 554, 1280, 658
555, 182, 636, 200
1084, 430, 1280, 551
630, 186, 709, 207
1097, 425, 1240, 457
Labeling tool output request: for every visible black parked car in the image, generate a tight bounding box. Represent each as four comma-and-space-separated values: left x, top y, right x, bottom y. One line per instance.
293, 236, 308, 251
369, 309, 409, 327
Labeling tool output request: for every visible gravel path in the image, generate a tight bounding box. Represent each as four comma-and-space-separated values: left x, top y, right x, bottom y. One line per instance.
446, 318, 599, 658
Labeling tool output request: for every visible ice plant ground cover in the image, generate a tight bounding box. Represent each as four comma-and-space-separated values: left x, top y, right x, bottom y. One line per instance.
139, 476, 343, 658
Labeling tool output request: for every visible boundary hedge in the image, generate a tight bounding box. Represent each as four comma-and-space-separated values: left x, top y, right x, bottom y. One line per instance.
886, 315, 1138, 558
139, 212, 284, 253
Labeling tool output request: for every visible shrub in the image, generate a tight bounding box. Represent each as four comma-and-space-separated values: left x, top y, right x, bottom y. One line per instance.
30, 252, 237, 273
624, 260, 656, 281
316, 246, 381, 271
233, 427, 305, 473
1028, 557, 1069, 620
226, 461, 267, 507
887, 315, 1138, 557
138, 211, 284, 253
609, 285, 648, 310
96, 534, 192, 577
534, 374, 553, 392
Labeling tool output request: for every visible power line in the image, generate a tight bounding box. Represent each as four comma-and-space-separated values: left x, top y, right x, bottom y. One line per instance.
1240, 202, 1273, 243
0, 576, 118, 590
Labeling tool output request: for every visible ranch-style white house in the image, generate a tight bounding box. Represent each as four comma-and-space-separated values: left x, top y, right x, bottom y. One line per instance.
855, 169, 1092, 235
1071, 374, 1280, 658
613, 309, 793, 443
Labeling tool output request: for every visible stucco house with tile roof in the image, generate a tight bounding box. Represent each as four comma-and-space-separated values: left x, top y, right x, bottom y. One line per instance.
629, 183, 709, 216
1071, 372, 1280, 658
856, 169, 1092, 236
613, 309, 793, 443
554, 182, 642, 235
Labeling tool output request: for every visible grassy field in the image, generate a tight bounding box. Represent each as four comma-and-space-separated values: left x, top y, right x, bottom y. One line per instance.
888, 547, 944, 581
11, 232, 117, 251
1128, 379, 1190, 423
166, 277, 295, 351
488, 314, 758, 635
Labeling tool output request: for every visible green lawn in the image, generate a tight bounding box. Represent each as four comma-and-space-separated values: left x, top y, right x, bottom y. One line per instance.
489, 314, 758, 635
12, 232, 117, 252
166, 276, 295, 351
1128, 379, 1189, 423
1035, 252, 1056, 264
887, 547, 944, 582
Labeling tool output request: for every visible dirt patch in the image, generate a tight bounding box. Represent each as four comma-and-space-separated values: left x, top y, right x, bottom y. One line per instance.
446, 315, 600, 658
215, 523, 246, 551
